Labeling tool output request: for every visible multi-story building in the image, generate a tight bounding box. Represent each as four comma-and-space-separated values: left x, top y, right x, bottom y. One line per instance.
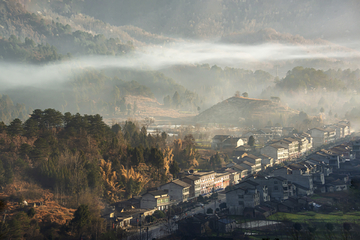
226, 184, 260, 216
230, 164, 249, 179
271, 138, 299, 159
328, 122, 350, 140
225, 169, 240, 185
182, 175, 201, 198
271, 165, 314, 196
214, 172, 230, 191
261, 144, 289, 163
140, 190, 170, 210
158, 179, 191, 203
239, 161, 255, 174
257, 154, 275, 169
241, 154, 262, 172
193, 171, 216, 195
308, 127, 336, 148
252, 176, 293, 202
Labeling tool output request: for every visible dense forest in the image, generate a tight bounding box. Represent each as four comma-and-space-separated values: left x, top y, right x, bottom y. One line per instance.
0, 108, 199, 200
0, 109, 201, 238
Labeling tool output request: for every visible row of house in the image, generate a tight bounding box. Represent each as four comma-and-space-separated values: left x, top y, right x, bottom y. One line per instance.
226, 139, 358, 216
308, 121, 350, 148
260, 133, 313, 162
212, 121, 350, 154
211, 135, 248, 150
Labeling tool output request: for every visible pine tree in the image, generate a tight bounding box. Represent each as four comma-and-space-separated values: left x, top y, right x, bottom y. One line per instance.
133, 101, 137, 114
248, 136, 255, 146
172, 91, 181, 108
163, 95, 172, 107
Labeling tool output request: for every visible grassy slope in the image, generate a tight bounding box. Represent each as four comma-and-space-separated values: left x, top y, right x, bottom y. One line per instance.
268, 211, 360, 223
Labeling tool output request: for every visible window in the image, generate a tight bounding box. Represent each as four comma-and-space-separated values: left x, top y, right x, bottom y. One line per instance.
274, 186, 279, 191
274, 181, 278, 184
238, 201, 244, 206
238, 195, 244, 199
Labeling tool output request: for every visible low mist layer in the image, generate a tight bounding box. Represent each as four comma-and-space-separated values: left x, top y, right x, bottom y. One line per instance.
1, 41, 360, 89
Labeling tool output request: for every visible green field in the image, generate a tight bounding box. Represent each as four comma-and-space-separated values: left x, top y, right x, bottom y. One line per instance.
268, 211, 360, 223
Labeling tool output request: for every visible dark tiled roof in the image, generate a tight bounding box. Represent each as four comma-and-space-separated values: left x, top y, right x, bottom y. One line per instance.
184, 175, 200, 181
244, 154, 261, 160
171, 179, 191, 188
239, 179, 259, 186
146, 190, 168, 196
270, 176, 287, 181
212, 135, 230, 140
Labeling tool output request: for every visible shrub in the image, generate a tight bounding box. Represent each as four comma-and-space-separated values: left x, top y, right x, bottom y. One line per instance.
153, 210, 165, 219
219, 202, 227, 209
207, 208, 213, 214
145, 215, 156, 223
343, 222, 351, 231
306, 212, 316, 216
325, 223, 334, 232
27, 207, 36, 218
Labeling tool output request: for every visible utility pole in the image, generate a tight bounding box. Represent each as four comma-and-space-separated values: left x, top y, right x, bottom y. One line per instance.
147, 227, 149, 240
139, 217, 142, 240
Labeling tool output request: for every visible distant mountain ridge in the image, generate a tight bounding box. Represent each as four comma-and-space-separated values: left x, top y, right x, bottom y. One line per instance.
24, 0, 360, 40
0, 0, 172, 49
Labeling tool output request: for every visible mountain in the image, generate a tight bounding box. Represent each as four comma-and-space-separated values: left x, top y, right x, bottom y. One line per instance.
0, 0, 172, 57
24, 0, 360, 40
194, 96, 298, 127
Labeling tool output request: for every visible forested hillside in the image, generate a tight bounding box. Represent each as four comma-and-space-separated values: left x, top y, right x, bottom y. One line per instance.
162, 64, 274, 106
266, 67, 360, 93
260, 67, 360, 121
0, 0, 134, 56
0, 109, 197, 204
0, 109, 201, 238
0, 35, 65, 62
24, 0, 360, 40
2, 68, 202, 117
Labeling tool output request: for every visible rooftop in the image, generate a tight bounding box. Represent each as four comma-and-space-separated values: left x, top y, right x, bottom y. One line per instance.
269, 144, 286, 149
145, 190, 168, 197
239, 179, 259, 186
243, 154, 261, 160
270, 176, 287, 181
212, 135, 230, 141
171, 179, 191, 188
183, 175, 200, 181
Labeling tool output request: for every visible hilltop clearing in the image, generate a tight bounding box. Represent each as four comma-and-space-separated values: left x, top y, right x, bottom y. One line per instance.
194, 96, 298, 127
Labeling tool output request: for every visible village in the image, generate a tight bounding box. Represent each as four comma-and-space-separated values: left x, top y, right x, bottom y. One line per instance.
98, 120, 360, 238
